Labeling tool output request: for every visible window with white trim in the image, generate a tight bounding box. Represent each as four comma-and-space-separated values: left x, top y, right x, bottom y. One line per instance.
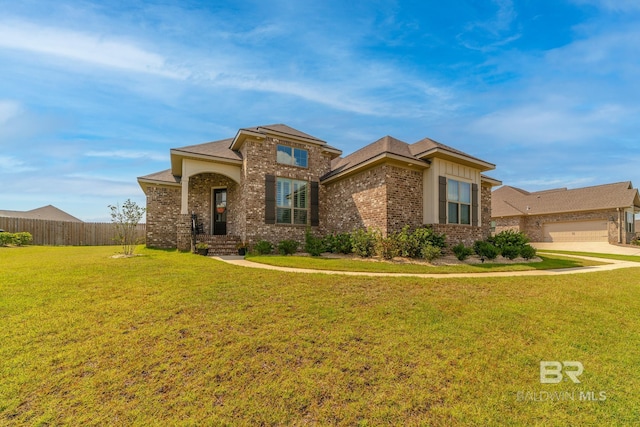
277, 145, 308, 168
276, 178, 308, 225
627, 212, 635, 233
447, 179, 471, 225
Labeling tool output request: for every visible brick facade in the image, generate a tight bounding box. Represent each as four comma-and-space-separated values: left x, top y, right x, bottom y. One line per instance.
145, 185, 181, 248
239, 136, 333, 244
141, 126, 499, 253
494, 209, 635, 244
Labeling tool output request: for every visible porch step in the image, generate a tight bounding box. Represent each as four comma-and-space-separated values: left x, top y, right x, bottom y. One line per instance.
196, 235, 242, 256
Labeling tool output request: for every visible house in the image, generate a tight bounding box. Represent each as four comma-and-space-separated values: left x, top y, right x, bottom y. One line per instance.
137, 124, 501, 254
0, 205, 83, 222
492, 182, 640, 244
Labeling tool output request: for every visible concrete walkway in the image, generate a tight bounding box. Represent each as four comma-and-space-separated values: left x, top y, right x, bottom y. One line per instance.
213, 252, 640, 279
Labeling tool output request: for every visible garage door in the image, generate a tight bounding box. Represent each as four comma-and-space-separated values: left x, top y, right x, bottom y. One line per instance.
542, 220, 608, 242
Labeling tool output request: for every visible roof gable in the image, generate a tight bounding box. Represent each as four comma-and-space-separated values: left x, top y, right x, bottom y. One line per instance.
323, 135, 429, 181
0, 205, 83, 222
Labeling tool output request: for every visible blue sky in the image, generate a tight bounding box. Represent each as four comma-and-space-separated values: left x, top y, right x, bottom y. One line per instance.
1, 0, 639, 221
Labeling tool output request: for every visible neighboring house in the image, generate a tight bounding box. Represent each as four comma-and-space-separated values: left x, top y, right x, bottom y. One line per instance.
0, 205, 83, 222
137, 124, 501, 254
492, 182, 640, 244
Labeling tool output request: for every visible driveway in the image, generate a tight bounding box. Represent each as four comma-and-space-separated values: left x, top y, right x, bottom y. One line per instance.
531, 242, 640, 256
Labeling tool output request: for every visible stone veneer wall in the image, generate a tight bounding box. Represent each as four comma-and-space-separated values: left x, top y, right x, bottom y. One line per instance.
188, 173, 240, 236
324, 165, 387, 235
145, 185, 181, 248
240, 136, 333, 245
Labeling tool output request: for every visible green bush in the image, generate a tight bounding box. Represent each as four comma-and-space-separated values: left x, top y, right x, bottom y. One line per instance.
473, 240, 499, 260
375, 236, 400, 260
0, 232, 33, 246
351, 228, 377, 258
253, 240, 273, 255
323, 232, 352, 254
501, 245, 520, 260
0, 232, 13, 246
412, 226, 447, 251
492, 230, 529, 252
277, 239, 299, 255
421, 244, 441, 262
632, 237, 640, 246
520, 244, 537, 260
304, 228, 325, 257
452, 243, 474, 261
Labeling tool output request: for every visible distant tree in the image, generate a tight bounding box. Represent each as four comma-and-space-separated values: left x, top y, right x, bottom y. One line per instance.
109, 199, 145, 256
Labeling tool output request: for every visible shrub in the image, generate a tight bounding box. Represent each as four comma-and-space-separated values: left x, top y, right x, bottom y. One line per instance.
305, 228, 325, 257
253, 240, 273, 255
421, 244, 441, 262
492, 230, 529, 252
375, 236, 400, 260
632, 236, 640, 246
109, 199, 145, 256
0, 232, 14, 246
412, 226, 447, 251
351, 228, 377, 258
473, 240, 499, 260
452, 243, 474, 261
501, 245, 520, 260
323, 232, 352, 254
277, 239, 299, 255
520, 244, 537, 260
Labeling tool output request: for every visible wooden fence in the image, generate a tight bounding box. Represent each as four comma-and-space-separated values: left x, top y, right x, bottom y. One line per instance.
0, 217, 146, 246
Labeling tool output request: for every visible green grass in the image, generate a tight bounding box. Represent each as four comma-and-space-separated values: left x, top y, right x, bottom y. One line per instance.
2, 246, 640, 425
246, 253, 606, 274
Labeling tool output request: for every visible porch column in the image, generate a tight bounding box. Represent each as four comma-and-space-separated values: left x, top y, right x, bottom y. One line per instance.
181, 175, 189, 214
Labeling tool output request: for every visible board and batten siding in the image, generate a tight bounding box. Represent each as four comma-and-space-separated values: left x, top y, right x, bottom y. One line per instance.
423, 158, 482, 224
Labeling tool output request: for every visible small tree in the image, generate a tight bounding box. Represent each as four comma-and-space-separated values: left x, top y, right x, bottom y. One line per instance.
109, 199, 145, 255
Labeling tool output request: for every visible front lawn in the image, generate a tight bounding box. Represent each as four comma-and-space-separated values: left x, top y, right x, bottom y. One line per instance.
2, 246, 640, 425
246, 253, 605, 274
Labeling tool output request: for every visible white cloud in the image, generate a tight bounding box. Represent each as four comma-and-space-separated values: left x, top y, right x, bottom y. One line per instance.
0, 100, 22, 124
0, 155, 36, 173
84, 150, 166, 162
0, 20, 189, 79
572, 0, 640, 12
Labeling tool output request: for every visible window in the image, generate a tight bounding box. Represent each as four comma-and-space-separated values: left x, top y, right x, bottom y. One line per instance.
276, 178, 308, 225
447, 179, 471, 225
627, 212, 635, 234
277, 145, 308, 168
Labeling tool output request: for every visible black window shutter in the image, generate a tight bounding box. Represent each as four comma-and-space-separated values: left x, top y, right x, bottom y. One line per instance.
265, 175, 276, 224
438, 176, 447, 224
472, 183, 479, 227
310, 181, 319, 226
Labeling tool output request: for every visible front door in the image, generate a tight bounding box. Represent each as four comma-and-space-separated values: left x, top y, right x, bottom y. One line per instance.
213, 189, 227, 235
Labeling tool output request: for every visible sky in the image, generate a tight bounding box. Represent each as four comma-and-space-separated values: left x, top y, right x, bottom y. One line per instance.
1, 0, 639, 221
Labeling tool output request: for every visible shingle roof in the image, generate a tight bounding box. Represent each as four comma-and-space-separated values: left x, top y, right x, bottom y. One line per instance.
138, 169, 181, 185
325, 135, 423, 179
172, 138, 241, 162
0, 205, 83, 222
492, 181, 640, 217
240, 124, 326, 144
